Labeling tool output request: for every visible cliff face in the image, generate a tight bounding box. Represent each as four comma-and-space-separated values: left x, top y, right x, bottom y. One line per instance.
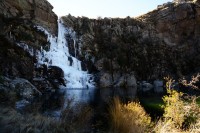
61, 0, 200, 87
137, 0, 200, 77
0, 0, 57, 79
0, 0, 200, 88
139, 0, 200, 46
0, 0, 57, 35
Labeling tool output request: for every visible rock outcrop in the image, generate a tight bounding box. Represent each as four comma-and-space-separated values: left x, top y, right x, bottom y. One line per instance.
0, 0, 57, 35
0, 76, 41, 105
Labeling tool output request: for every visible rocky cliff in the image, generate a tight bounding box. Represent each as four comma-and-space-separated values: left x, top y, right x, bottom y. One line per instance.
0, 0, 58, 90
61, 0, 200, 87
0, 0, 200, 88
0, 0, 57, 35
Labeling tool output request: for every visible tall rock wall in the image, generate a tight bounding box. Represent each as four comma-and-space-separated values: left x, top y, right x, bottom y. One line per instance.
61, 1, 200, 87
0, 0, 58, 79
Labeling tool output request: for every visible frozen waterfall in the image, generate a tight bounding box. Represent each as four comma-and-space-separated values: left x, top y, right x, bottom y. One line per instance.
37, 19, 94, 88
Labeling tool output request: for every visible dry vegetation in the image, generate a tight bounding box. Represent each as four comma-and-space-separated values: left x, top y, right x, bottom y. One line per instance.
109, 97, 152, 133
108, 74, 200, 133
0, 104, 93, 133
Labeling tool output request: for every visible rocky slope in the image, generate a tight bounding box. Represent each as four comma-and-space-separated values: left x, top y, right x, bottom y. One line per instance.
61, 0, 200, 87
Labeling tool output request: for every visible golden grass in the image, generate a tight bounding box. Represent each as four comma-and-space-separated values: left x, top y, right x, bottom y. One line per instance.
109, 97, 151, 133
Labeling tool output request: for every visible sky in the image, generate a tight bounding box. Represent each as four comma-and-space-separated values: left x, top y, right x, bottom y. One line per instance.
47, 0, 173, 18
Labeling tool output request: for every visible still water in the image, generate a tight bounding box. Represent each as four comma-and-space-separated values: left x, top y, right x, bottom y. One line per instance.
17, 87, 137, 118
64, 87, 137, 105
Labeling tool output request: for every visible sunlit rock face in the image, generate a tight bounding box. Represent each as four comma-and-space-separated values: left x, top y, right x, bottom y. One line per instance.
0, 0, 57, 35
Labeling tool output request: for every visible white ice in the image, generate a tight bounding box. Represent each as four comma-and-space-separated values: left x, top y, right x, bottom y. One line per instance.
37, 19, 95, 88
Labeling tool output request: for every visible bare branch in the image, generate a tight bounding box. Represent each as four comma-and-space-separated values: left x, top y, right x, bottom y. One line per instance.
180, 73, 200, 90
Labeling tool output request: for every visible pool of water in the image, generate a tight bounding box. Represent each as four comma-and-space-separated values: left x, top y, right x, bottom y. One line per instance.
16, 87, 137, 117
64, 87, 137, 105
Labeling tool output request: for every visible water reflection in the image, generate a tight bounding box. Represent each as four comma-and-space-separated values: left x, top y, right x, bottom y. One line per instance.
17, 87, 137, 118
63, 87, 137, 107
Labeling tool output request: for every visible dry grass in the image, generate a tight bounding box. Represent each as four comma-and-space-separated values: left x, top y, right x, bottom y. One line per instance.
109, 97, 151, 133
0, 107, 58, 133
60, 103, 93, 133
0, 104, 93, 133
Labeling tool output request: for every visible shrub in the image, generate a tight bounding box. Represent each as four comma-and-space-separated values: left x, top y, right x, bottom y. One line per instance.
162, 89, 185, 128
153, 76, 200, 133
109, 97, 151, 133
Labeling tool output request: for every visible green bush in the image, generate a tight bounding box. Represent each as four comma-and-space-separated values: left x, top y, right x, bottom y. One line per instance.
154, 77, 200, 133
162, 89, 185, 128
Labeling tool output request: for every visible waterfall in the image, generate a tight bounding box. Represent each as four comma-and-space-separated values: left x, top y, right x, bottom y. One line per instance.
37, 19, 94, 88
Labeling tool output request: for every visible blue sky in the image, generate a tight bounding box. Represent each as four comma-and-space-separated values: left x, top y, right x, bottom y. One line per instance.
47, 0, 172, 18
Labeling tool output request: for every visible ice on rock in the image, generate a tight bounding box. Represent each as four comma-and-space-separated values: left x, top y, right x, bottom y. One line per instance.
37, 19, 95, 88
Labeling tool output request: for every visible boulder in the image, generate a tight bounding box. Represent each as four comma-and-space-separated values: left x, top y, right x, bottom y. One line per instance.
114, 73, 137, 88
139, 81, 153, 92
47, 66, 66, 88
127, 73, 137, 87
32, 77, 52, 92
10, 78, 41, 99
34, 65, 66, 89
99, 72, 137, 88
